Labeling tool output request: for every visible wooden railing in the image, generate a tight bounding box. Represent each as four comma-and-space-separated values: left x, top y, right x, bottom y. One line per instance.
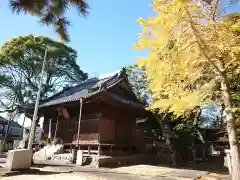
72, 133, 99, 145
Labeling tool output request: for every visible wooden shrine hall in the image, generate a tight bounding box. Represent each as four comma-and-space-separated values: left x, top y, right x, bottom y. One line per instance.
37, 71, 150, 156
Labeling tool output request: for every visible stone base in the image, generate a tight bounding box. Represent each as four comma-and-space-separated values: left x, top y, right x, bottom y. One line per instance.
76, 150, 83, 165
6, 149, 32, 171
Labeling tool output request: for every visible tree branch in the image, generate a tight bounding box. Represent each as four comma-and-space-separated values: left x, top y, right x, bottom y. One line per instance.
219, 0, 239, 15
184, 5, 224, 76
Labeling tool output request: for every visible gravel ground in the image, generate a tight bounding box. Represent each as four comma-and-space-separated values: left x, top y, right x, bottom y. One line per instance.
0, 170, 176, 180
0, 160, 226, 180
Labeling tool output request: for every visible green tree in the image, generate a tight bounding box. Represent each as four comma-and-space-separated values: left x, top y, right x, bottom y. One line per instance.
8, 0, 89, 41
136, 0, 240, 178
123, 65, 151, 104
0, 35, 87, 115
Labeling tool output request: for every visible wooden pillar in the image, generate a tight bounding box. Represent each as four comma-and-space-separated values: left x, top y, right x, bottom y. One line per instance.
22, 115, 26, 129
192, 147, 196, 163
54, 111, 60, 140
98, 112, 101, 145
202, 145, 206, 160
48, 118, 52, 139
98, 145, 101, 156
77, 98, 83, 148
88, 146, 91, 155
225, 149, 232, 175
227, 153, 232, 175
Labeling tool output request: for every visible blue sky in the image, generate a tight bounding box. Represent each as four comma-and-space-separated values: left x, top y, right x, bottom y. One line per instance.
0, 1, 239, 77
0, 0, 155, 77
0, 0, 239, 127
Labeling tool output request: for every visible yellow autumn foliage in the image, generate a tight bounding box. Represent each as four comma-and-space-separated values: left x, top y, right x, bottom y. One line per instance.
136, 0, 240, 116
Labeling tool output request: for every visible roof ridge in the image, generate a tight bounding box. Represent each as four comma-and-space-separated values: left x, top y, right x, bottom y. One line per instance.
40, 72, 122, 106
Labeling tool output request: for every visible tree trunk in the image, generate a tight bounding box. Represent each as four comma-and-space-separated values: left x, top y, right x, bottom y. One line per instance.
157, 114, 178, 165
184, 5, 239, 177
221, 76, 240, 179
28, 47, 48, 150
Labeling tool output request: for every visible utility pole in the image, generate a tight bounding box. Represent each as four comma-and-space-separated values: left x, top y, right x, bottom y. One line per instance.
27, 47, 48, 150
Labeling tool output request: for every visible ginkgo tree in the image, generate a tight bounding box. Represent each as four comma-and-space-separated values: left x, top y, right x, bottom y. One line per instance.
136, 0, 240, 179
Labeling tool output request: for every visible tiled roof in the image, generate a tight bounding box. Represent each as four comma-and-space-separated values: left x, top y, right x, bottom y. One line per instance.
106, 93, 145, 109
0, 116, 23, 128
0, 116, 7, 124
39, 72, 122, 108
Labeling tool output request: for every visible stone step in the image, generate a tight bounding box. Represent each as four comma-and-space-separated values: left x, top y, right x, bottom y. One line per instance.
0, 152, 7, 158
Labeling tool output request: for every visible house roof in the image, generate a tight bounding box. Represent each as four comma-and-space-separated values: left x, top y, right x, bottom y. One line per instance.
0, 116, 6, 121
0, 116, 23, 128
0, 116, 8, 124
39, 72, 128, 108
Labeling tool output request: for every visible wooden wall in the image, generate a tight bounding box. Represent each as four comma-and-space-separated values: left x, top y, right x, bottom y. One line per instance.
42, 102, 101, 145
43, 108, 76, 143
42, 100, 137, 146
100, 102, 136, 145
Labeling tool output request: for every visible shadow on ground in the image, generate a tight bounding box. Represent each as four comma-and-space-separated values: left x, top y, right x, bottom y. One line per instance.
0, 156, 229, 180
101, 155, 229, 175
1, 169, 73, 177
33, 156, 229, 174
159, 162, 228, 174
